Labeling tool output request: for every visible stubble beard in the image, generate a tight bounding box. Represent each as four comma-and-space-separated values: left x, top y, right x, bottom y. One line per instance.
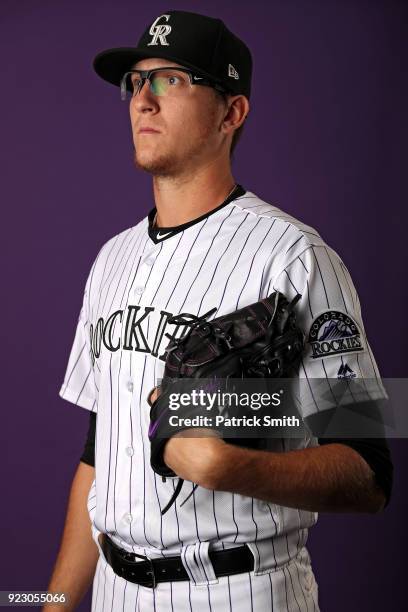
133, 117, 218, 178
133, 146, 178, 178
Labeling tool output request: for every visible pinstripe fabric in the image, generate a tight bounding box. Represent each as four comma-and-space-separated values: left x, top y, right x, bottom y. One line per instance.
59, 188, 385, 610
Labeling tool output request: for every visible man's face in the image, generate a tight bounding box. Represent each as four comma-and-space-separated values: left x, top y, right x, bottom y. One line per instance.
128, 57, 228, 177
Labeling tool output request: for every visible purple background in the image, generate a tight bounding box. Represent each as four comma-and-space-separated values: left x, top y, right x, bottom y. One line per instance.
1, 1, 407, 610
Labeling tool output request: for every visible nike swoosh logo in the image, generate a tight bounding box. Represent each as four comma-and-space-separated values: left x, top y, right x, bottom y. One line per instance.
156, 231, 173, 239
193, 76, 203, 80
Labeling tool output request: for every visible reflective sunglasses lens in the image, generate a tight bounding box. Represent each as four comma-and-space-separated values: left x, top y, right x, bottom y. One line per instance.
121, 69, 192, 100
149, 69, 191, 96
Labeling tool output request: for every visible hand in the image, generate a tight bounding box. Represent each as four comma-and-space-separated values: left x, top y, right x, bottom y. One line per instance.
163, 430, 227, 489
148, 384, 229, 489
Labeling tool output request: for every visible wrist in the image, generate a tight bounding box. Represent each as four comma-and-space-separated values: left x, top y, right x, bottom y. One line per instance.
210, 439, 246, 491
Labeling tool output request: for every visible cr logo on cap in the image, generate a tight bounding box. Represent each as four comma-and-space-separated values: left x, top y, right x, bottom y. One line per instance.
148, 14, 172, 46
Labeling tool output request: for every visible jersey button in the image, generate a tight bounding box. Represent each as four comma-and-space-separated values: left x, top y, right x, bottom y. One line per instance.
144, 257, 155, 267
123, 513, 133, 524
126, 381, 134, 392
134, 286, 144, 295
125, 446, 134, 456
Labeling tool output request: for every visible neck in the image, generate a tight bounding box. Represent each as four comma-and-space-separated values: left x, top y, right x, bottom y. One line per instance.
152, 162, 236, 228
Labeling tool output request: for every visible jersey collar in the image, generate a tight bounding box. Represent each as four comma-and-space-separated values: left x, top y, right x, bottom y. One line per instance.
147, 184, 246, 244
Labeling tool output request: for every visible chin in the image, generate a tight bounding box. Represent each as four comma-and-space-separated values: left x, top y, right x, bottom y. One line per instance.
133, 149, 179, 177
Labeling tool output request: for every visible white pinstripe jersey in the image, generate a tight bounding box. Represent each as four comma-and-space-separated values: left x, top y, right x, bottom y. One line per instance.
59, 185, 386, 573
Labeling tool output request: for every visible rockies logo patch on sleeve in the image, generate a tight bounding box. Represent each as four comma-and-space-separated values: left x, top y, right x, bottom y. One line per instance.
307, 310, 365, 359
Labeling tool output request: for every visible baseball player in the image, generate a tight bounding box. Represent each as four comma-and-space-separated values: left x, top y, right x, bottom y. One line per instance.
46, 10, 393, 612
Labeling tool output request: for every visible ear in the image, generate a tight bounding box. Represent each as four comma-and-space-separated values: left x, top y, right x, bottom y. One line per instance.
221, 95, 250, 136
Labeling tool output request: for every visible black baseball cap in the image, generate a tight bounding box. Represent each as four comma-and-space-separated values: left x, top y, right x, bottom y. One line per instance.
93, 9, 252, 99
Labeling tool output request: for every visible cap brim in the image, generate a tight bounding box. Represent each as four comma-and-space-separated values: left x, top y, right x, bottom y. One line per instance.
93, 47, 223, 88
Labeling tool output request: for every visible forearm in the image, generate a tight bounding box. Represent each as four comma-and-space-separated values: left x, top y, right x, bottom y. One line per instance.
211, 441, 386, 513
43, 462, 99, 612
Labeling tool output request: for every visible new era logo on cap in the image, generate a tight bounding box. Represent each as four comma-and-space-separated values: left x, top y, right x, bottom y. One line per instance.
228, 64, 239, 79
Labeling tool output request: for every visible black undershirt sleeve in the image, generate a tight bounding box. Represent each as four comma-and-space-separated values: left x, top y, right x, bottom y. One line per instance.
306, 399, 393, 508
80, 411, 96, 467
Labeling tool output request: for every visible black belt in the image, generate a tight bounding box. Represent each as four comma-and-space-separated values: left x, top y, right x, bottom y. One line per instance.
101, 535, 254, 588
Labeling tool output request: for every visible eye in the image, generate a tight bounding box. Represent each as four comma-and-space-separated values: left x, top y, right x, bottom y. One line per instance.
157, 70, 188, 86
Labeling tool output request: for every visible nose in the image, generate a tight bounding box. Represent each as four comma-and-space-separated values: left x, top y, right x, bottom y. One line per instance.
132, 79, 159, 113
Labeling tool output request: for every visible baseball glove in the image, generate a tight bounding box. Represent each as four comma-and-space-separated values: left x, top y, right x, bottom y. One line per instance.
148, 291, 304, 514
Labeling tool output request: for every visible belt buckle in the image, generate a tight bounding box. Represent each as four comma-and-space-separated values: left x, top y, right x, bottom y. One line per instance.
121, 551, 157, 589
142, 556, 156, 589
